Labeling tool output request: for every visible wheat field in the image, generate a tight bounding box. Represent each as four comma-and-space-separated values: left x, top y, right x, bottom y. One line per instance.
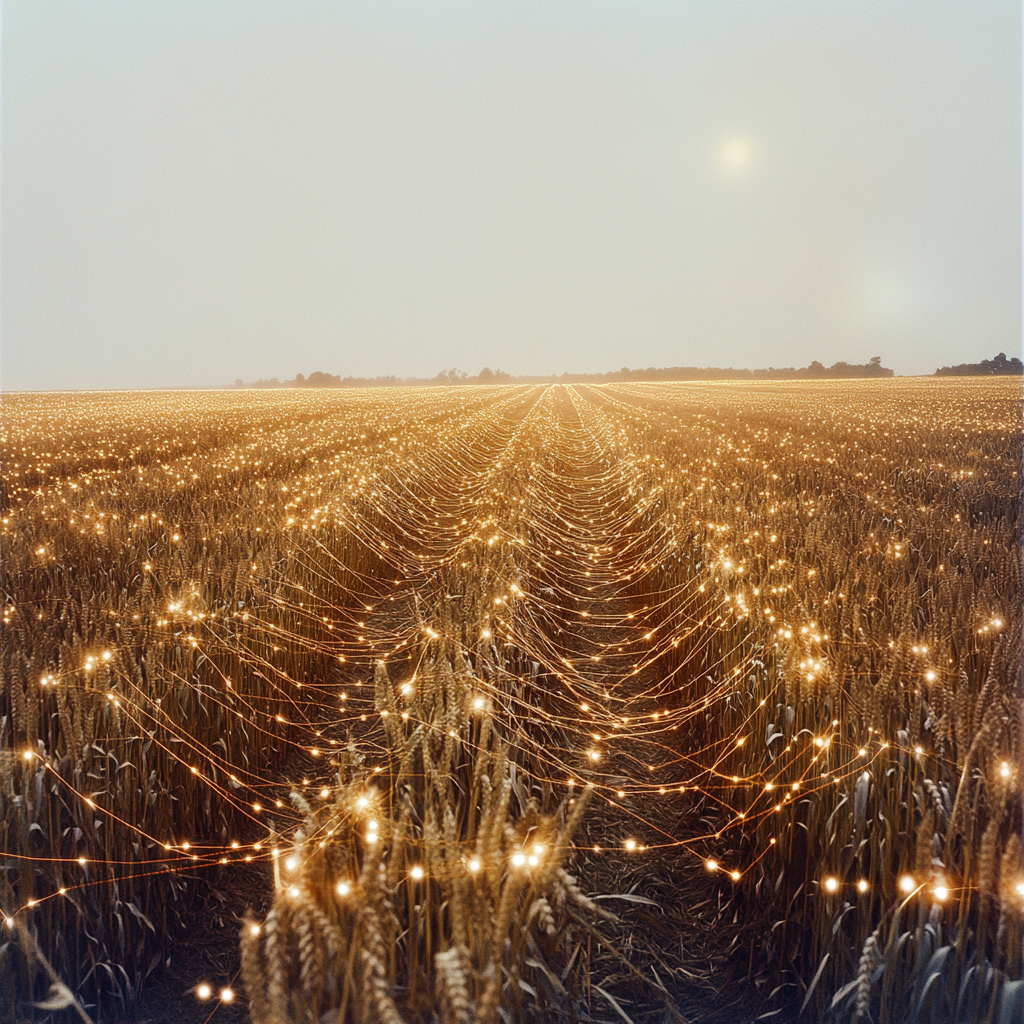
0, 378, 1020, 1023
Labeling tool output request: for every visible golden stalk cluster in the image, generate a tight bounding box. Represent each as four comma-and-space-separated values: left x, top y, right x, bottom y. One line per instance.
241, 637, 602, 1023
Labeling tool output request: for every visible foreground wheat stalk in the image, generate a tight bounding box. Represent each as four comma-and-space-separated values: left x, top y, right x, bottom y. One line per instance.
240, 583, 610, 1022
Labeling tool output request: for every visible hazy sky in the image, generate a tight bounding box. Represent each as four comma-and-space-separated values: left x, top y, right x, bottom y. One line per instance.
3, 1, 1020, 390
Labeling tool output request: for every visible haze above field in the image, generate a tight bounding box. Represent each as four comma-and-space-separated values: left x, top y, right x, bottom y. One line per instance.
3, 1, 1020, 391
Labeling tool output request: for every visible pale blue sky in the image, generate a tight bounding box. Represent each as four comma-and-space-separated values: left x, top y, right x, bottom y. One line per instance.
3, 1, 1020, 389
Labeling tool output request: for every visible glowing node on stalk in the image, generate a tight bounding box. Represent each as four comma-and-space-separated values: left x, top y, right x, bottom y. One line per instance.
900, 875, 916, 894
196, 983, 212, 1001
410, 866, 424, 880
823, 877, 838, 893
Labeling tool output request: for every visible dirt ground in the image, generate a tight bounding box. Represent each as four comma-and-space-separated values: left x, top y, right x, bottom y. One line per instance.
119, 860, 269, 1024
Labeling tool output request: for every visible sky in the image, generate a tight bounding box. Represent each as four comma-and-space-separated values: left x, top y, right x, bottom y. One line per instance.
2, 1, 1020, 390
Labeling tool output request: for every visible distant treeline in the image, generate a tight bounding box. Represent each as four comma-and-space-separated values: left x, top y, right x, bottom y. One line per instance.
237, 371, 412, 389
234, 357, 896, 389
934, 352, 1022, 376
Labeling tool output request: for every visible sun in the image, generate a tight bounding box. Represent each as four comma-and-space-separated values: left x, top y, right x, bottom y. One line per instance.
718, 135, 756, 177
